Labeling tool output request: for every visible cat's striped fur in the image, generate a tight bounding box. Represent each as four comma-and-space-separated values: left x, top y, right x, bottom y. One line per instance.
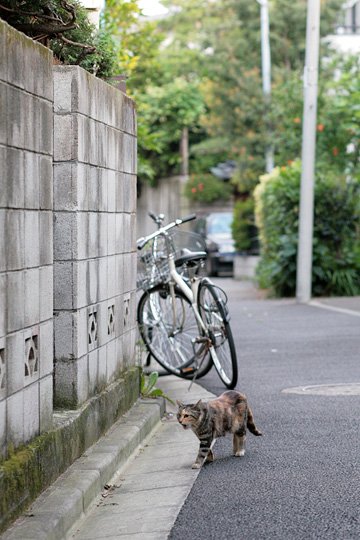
177, 390, 262, 469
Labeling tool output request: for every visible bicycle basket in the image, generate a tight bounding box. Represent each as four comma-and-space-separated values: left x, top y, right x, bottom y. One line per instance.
169, 230, 206, 254
137, 236, 170, 291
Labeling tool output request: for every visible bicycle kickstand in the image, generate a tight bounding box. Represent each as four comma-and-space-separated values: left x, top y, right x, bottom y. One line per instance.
187, 336, 212, 391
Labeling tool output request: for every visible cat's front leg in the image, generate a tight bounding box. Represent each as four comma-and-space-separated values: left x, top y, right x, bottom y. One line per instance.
192, 438, 213, 469
233, 431, 246, 457
206, 449, 214, 462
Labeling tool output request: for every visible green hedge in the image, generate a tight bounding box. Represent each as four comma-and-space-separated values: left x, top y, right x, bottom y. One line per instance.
184, 173, 232, 203
231, 196, 259, 253
254, 160, 360, 297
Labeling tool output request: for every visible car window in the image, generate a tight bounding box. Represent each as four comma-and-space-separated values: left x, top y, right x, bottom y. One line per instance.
207, 214, 233, 234
194, 218, 206, 235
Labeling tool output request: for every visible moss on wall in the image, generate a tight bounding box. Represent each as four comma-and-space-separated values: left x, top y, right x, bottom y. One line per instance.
0, 367, 140, 533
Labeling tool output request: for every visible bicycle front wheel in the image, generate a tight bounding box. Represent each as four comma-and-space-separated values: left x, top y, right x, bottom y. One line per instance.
198, 280, 238, 389
137, 285, 212, 378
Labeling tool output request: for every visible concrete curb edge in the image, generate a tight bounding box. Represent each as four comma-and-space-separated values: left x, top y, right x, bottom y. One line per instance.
1, 398, 165, 540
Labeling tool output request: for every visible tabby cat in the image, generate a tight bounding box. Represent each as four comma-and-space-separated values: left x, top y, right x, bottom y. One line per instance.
177, 390, 262, 469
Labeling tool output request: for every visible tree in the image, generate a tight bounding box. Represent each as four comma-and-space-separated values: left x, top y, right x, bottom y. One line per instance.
316, 54, 360, 176
102, 0, 163, 90
269, 53, 360, 174
135, 77, 205, 182
99, 0, 346, 188
102, 1, 209, 184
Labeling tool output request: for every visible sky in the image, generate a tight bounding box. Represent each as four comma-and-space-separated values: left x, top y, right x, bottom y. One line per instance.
138, 0, 168, 16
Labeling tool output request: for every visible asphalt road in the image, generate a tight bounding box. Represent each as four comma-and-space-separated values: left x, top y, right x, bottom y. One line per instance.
169, 280, 360, 540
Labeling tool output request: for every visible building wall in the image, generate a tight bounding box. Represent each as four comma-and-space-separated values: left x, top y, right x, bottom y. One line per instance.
325, 0, 360, 53
0, 22, 54, 457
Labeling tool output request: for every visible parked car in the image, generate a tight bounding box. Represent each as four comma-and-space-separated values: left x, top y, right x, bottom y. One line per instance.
193, 212, 236, 276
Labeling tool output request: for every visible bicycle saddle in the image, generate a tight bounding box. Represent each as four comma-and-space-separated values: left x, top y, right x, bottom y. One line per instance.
175, 248, 207, 267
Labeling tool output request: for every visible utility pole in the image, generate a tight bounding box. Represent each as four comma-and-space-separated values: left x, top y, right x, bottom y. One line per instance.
296, 0, 321, 303
257, 0, 274, 172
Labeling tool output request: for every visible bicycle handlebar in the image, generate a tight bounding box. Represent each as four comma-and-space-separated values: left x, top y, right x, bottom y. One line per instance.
137, 237, 150, 250
148, 211, 165, 226
180, 213, 196, 223
137, 214, 197, 250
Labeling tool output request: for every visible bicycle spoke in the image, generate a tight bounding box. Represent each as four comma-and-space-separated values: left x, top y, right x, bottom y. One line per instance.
198, 281, 238, 389
138, 287, 201, 372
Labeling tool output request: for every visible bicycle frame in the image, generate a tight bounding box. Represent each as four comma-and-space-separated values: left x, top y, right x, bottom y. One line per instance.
167, 255, 207, 334
142, 227, 213, 344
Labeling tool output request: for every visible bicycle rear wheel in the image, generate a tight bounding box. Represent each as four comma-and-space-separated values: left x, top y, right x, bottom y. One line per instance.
137, 284, 212, 379
198, 280, 238, 389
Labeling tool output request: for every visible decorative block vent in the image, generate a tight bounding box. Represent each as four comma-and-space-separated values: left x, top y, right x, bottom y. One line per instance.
123, 297, 130, 329
0, 348, 5, 391
107, 305, 115, 336
88, 311, 98, 346
25, 336, 39, 377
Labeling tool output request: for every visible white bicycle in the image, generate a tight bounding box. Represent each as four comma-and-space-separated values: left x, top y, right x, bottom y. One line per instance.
137, 214, 238, 389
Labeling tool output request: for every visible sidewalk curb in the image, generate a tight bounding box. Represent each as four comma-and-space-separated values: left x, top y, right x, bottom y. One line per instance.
68, 375, 217, 540
1, 399, 165, 540
309, 300, 360, 317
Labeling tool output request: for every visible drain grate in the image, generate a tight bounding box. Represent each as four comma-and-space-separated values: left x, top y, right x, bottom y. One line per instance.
282, 383, 360, 396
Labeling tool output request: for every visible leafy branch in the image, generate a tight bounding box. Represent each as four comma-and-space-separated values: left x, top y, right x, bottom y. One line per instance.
0, 0, 115, 77
140, 371, 175, 405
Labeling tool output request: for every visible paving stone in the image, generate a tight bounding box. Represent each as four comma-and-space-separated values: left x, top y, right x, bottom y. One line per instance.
73, 505, 180, 540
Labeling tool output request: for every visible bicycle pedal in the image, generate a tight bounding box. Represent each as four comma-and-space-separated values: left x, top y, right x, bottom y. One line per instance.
181, 367, 196, 374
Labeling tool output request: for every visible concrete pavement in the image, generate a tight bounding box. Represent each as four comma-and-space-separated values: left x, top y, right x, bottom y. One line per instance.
69, 377, 215, 540
1, 376, 215, 540
214, 277, 360, 315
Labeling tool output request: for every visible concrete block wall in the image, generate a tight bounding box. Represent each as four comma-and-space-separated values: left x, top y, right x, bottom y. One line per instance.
53, 66, 137, 407
0, 22, 54, 457
137, 175, 190, 238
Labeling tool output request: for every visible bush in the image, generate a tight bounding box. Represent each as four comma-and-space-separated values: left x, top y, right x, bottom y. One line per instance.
1, 0, 118, 79
254, 160, 360, 297
184, 174, 232, 204
231, 197, 259, 253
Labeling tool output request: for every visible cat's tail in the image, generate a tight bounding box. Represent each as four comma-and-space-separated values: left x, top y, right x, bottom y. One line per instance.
247, 407, 262, 436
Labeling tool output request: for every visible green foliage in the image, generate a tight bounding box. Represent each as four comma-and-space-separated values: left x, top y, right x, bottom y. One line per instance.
269, 71, 304, 166
232, 197, 258, 253
135, 78, 206, 182
269, 0, 342, 71
316, 55, 360, 176
270, 54, 360, 172
189, 137, 233, 175
1, 0, 117, 78
98, 0, 346, 187
184, 174, 232, 203
158, 0, 345, 188
254, 161, 360, 297
140, 371, 175, 404
103, 0, 163, 89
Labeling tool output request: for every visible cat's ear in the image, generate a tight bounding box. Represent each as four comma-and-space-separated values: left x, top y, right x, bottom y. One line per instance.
194, 399, 203, 408
176, 400, 183, 408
